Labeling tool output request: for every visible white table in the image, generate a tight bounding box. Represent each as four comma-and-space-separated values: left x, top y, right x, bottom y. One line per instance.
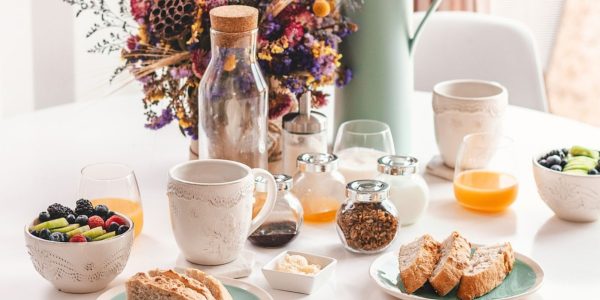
2, 92, 599, 299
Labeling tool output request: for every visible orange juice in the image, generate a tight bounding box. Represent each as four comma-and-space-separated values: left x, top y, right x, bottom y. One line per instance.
453, 170, 518, 212
92, 198, 143, 237
301, 196, 340, 223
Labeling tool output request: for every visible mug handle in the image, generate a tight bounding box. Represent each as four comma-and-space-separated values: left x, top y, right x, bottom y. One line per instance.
248, 168, 277, 236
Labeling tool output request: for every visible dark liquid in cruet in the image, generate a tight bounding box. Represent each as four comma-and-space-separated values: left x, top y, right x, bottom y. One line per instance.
248, 221, 299, 247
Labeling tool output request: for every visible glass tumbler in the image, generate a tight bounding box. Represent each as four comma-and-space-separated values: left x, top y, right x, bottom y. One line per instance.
453, 133, 518, 212
78, 163, 143, 237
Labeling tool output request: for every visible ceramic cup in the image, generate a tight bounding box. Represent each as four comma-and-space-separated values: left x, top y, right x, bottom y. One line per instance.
168, 159, 277, 265
433, 79, 508, 168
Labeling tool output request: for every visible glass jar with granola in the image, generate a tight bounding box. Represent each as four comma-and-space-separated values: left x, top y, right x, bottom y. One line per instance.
336, 180, 399, 254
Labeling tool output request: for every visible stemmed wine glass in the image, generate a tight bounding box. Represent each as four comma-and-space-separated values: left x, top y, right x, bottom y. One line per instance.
78, 163, 144, 237
333, 119, 395, 183
453, 133, 518, 212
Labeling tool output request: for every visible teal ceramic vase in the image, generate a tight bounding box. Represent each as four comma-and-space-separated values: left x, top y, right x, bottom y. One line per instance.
335, 0, 441, 154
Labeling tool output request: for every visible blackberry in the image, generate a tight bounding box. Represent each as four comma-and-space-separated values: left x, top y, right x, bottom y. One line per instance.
75, 199, 94, 216
47, 203, 74, 219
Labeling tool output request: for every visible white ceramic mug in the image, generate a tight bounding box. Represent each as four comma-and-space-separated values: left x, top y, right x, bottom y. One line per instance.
433, 79, 508, 168
168, 159, 277, 265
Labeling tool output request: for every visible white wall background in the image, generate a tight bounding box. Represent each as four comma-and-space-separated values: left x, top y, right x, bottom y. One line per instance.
0, 0, 137, 119
0, 1, 564, 119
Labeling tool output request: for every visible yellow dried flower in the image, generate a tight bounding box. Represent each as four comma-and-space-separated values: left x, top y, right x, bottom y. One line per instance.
313, 0, 331, 18
258, 51, 273, 61
223, 54, 237, 72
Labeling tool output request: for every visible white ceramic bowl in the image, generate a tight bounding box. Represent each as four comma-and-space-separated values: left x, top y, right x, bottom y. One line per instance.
261, 250, 336, 294
24, 212, 134, 293
533, 152, 600, 222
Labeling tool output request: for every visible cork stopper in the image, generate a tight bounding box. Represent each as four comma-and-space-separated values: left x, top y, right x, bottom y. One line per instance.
210, 5, 258, 33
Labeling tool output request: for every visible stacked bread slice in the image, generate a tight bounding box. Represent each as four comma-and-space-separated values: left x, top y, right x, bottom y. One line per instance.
126, 268, 232, 300
398, 232, 515, 300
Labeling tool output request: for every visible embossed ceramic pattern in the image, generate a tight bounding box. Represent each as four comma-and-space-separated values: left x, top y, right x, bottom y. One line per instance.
24, 213, 134, 293
433, 80, 508, 168
168, 159, 277, 265
533, 153, 600, 222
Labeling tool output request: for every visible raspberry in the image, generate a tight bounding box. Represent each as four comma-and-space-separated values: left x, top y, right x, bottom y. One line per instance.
69, 234, 87, 243
105, 215, 127, 229
88, 216, 105, 229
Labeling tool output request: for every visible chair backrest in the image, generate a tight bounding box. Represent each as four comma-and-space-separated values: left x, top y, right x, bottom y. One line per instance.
413, 12, 548, 111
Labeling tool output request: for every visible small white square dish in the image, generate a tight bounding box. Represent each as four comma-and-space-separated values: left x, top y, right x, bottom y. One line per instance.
261, 250, 336, 294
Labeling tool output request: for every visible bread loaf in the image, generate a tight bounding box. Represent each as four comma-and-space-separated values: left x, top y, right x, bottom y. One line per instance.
457, 243, 515, 300
428, 231, 471, 296
398, 234, 441, 293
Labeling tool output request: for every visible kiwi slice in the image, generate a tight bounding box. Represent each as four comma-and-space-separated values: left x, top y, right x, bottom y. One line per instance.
51, 223, 80, 233
31, 218, 68, 232
570, 146, 600, 160
92, 231, 116, 241
66, 225, 90, 238
82, 227, 106, 239
564, 169, 588, 175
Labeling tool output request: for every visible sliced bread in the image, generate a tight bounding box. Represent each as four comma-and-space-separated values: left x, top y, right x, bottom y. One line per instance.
398, 234, 441, 293
149, 269, 216, 300
185, 268, 233, 300
428, 231, 472, 296
126, 272, 208, 300
457, 243, 515, 300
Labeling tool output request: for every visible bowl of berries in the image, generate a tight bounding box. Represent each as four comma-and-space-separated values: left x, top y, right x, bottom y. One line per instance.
533, 146, 600, 222
24, 199, 134, 293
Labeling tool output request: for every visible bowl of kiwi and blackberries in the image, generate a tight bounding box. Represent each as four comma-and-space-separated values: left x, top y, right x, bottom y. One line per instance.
24, 199, 134, 293
533, 146, 600, 222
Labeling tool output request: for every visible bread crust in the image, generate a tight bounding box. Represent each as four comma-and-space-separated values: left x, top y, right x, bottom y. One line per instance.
429, 232, 471, 296
457, 243, 515, 300
399, 234, 441, 294
149, 269, 216, 300
185, 268, 233, 300
126, 272, 207, 300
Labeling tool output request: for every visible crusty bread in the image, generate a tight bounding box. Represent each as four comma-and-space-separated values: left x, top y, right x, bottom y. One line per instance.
126, 272, 208, 300
457, 243, 515, 300
126, 269, 232, 300
428, 231, 472, 296
398, 234, 441, 293
185, 268, 233, 300
149, 269, 216, 300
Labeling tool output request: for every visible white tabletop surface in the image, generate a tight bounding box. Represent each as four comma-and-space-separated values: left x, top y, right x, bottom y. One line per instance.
1, 91, 599, 299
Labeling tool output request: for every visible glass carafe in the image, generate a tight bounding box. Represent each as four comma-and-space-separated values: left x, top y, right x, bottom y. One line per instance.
198, 6, 268, 168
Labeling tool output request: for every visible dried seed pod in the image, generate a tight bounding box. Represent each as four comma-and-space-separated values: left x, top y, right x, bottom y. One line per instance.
149, 0, 196, 41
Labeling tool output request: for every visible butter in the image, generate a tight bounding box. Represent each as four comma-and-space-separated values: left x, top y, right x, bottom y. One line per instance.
275, 254, 321, 275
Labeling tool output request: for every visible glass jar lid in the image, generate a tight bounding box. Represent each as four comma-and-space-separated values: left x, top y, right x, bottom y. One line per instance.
297, 153, 338, 173
377, 155, 419, 176
346, 180, 389, 202
273, 174, 293, 191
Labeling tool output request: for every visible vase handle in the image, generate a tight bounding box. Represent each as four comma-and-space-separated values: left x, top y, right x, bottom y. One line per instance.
247, 168, 277, 236
409, 0, 442, 53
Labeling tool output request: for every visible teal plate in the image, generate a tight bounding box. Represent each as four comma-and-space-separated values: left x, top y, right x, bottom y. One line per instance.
97, 276, 273, 300
369, 250, 544, 300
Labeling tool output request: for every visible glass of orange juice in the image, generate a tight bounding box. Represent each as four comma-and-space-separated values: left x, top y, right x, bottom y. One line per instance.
79, 163, 143, 237
453, 133, 518, 212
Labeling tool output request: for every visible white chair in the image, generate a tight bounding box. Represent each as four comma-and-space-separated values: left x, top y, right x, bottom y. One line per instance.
413, 12, 548, 111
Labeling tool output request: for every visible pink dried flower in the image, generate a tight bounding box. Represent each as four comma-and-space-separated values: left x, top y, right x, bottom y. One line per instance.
130, 0, 150, 20
284, 22, 304, 47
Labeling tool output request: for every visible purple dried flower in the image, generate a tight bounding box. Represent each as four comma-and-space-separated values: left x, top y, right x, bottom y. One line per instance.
336, 67, 353, 87
169, 66, 193, 80
145, 108, 174, 130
